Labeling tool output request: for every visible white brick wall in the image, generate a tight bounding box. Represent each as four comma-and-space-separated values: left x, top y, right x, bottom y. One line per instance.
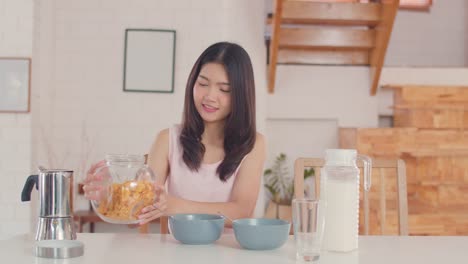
0, 0, 33, 240
0, 0, 33, 56
0, 114, 32, 240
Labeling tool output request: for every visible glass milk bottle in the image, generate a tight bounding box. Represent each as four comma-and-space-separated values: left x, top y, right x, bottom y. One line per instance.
320, 149, 371, 252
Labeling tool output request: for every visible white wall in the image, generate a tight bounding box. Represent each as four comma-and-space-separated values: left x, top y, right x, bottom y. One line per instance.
385, 0, 467, 67
266, 118, 338, 168
269, 65, 378, 128
0, 0, 33, 240
466, 1, 468, 65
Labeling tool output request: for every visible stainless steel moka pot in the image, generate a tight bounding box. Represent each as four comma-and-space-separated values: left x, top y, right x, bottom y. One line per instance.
21, 169, 77, 241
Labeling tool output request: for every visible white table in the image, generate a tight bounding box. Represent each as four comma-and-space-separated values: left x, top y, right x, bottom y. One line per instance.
1, 233, 467, 264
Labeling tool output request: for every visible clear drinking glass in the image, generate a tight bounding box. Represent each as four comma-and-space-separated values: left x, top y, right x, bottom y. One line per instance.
292, 199, 325, 262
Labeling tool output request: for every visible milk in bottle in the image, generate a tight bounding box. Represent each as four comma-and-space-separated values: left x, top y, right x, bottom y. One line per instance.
320, 149, 371, 252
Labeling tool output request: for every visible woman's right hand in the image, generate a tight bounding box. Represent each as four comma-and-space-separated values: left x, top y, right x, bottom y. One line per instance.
83, 160, 107, 201
138, 184, 168, 225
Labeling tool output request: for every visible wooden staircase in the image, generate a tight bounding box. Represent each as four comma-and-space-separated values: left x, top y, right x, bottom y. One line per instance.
268, 0, 399, 95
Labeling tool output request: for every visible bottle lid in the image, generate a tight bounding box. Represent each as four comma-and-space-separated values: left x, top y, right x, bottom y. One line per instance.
35, 240, 84, 259
325, 149, 357, 167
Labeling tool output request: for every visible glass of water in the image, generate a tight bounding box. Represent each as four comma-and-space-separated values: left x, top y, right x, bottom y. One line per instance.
292, 198, 325, 262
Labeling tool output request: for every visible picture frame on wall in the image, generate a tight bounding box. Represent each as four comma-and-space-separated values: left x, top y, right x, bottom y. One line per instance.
123, 29, 176, 93
0, 58, 31, 113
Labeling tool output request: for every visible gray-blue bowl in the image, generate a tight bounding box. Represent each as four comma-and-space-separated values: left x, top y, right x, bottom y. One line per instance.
169, 214, 224, 245
233, 218, 290, 250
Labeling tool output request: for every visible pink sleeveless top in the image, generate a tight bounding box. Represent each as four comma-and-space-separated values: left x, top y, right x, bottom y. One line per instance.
167, 125, 244, 202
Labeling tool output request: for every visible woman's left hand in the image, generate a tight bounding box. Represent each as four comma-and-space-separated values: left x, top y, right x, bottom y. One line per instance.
138, 184, 168, 225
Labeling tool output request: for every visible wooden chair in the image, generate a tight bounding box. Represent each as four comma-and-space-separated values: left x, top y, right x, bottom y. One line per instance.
143, 154, 169, 234
139, 217, 168, 234
294, 157, 409, 235
73, 183, 103, 233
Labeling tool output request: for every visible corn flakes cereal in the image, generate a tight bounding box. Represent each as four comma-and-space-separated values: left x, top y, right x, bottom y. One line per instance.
98, 180, 155, 220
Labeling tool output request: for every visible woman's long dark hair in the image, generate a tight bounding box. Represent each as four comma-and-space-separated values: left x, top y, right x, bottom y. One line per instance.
180, 42, 256, 182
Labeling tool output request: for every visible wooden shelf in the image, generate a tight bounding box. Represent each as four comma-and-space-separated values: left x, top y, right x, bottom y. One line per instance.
281, 2, 381, 26
279, 27, 375, 50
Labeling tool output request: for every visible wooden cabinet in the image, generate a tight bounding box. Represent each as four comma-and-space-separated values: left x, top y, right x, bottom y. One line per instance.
390, 85, 468, 129
340, 85, 468, 235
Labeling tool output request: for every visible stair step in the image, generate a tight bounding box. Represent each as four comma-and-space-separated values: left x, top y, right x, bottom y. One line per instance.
279, 27, 375, 50
278, 49, 369, 65
281, 1, 381, 26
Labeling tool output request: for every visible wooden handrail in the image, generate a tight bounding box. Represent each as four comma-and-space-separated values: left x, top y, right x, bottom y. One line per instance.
369, 0, 399, 95
268, 0, 284, 93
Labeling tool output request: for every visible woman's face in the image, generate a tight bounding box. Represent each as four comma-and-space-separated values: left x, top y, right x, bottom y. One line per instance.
193, 63, 232, 124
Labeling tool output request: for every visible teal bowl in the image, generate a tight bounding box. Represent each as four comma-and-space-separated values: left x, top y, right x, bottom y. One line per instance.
169, 214, 224, 245
233, 218, 290, 250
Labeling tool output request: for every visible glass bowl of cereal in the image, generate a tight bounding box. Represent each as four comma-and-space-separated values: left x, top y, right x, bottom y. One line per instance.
90, 154, 156, 224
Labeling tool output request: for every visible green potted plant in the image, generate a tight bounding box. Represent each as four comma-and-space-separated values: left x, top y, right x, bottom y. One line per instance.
264, 153, 314, 221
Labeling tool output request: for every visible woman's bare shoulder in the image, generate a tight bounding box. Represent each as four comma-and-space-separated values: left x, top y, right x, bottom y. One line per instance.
255, 132, 265, 148
246, 132, 265, 158
157, 124, 182, 142
158, 128, 170, 140
150, 128, 170, 152
255, 132, 264, 140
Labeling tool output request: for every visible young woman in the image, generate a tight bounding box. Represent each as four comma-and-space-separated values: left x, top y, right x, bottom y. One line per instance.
84, 42, 265, 226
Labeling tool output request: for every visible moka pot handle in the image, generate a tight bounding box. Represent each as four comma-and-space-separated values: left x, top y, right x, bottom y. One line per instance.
21, 175, 38, 202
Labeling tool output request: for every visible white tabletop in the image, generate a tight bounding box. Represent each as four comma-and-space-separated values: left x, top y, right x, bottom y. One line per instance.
1, 233, 467, 264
